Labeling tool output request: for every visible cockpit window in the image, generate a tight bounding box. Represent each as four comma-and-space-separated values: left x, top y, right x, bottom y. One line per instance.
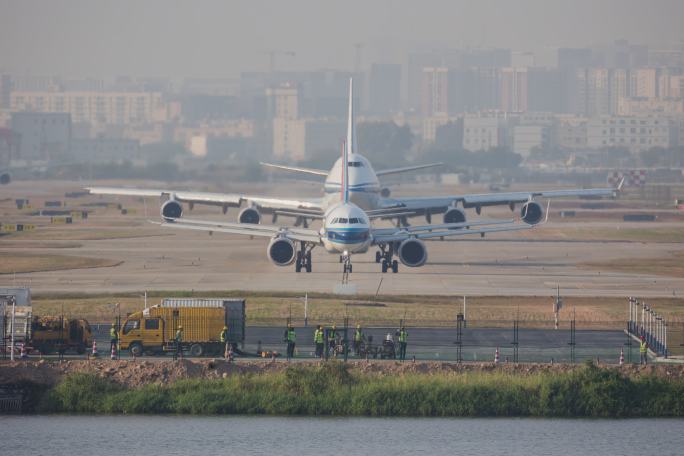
338, 218, 348, 224
348, 218, 358, 224
331, 218, 338, 224
348, 161, 363, 167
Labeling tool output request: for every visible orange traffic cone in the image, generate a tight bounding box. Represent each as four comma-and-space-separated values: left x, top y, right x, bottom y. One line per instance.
111, 344, 117, 360
619, 348, 624, 366
494, 347, 500, 364
91, 339, 98, 357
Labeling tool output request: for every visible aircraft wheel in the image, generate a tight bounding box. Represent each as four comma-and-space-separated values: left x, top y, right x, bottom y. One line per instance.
375, 251, 382, 263
295, 262, 302, 273
381, 260, 388, 273
306, 262, 312, 273
392, 260, 399, 273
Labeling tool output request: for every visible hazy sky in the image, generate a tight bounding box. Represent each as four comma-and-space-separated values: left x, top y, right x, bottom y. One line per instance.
2, 0, 683, 78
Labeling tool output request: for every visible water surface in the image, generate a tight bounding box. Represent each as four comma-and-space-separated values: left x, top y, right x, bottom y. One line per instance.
2, 416, 682, 456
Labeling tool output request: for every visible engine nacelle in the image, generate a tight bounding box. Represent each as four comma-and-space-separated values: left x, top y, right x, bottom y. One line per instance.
161, 200, 183, 221
397, 238, 428, 268
267, 237, 296, 266
520, 201, 544, 225
443, 207, 466, 226
0, 172, 10, 185
380, 187, 391, 198
238, 207, 261, 224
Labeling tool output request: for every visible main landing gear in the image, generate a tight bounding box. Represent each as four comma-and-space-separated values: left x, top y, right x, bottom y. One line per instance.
295, 242, 313, 273
376, 244, 399, 273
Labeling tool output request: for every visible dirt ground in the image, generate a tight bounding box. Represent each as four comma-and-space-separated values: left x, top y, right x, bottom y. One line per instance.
1, 358, 682, 389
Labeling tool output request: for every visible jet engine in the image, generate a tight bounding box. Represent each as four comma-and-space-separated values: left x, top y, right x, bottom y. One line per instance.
160, 199, 183, 221
520, 201, 543, 225
380, 187, 391, 198
0, 172, 10, 185
238, 207, 261, 224
267, 237, 296, 266
443, 207, 466, 225
397, 238, 428, 267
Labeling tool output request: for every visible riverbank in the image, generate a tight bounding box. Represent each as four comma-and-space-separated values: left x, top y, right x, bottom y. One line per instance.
1, 360, 683, 416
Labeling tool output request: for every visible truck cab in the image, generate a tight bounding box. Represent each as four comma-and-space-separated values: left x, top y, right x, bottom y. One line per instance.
119, 311, 165, 356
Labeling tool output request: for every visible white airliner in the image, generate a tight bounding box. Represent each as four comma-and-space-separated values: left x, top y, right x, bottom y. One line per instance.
87, 78, 621, 272
155, 80, 537, 274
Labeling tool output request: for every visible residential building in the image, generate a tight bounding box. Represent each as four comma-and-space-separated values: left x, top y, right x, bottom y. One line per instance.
10, 112, 71, 161
421, 67, 449, 117
499, 67, 527, 112
10, 91, 166, 126
369, 63, 401, 114
462, 114, 509, 151
586, 115, 677, 152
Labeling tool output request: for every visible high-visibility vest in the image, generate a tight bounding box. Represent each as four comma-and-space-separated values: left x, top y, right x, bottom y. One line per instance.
175, 330, 183, 342
354, 330, 363, 342
110, 327, 117, 339
314, 330, 324, 344
399, 330, 407, 343
287, 329, 296, 342
640, 340, 647, 353
328, 329, 336, 340
220, 329, 227, 343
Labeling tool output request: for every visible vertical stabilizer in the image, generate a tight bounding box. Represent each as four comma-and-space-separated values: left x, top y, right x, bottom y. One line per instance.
346, 78, 357, 156
341, 140, 349, 203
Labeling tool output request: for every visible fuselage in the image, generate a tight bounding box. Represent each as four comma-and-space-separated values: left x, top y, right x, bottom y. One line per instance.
322, 152, 381, 211
320, 201, 371, 254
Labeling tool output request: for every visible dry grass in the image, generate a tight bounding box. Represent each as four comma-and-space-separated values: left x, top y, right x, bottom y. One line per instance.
0, 252, 122, 274
581, 251, 684, 279
31, 292, 684, 326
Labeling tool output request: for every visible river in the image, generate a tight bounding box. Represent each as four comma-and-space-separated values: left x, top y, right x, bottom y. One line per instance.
1, 416, 682, 456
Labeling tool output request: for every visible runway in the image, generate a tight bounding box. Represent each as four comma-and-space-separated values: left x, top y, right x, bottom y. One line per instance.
6, 222, 683, 297
2, 180, 683, 297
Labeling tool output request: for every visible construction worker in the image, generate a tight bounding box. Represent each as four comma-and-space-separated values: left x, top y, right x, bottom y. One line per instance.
328, 324, 337, 357
640, 335, 648, 365
285, 323, 296, 360
398, 327, 408, 361
220, 325, 229, 357
109, 323, 118, 352
175, 325, 184, 359
353, 324, 365, 356
314, 325, 324, 358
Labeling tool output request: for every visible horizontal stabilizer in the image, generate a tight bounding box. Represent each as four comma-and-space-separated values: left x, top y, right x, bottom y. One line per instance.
260, 162, 329, 177
375, 163, 443, 177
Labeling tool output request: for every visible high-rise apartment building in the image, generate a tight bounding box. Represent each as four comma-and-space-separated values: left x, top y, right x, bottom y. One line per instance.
421, 67, 449, 117
369, 64, 402, 114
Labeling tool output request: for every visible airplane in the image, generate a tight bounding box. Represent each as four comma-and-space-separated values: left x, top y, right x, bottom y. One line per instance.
155, 80, 538, 274
87, 79, 620, 233
87, 78, 621, 270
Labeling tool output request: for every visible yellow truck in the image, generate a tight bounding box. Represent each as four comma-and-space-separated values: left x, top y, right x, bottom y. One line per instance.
119, 298, 245, 357
31, 316, 92, 354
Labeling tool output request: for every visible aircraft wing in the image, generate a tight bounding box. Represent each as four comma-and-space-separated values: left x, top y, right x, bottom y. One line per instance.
382, 183, 620, 212
86, 186, 323, 211
152, 218, 322, 243
370, 218, 515, 236
372, 222, 533, 244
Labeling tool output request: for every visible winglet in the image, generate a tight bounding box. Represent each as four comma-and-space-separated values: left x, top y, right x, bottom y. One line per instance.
346, 77, 357, 156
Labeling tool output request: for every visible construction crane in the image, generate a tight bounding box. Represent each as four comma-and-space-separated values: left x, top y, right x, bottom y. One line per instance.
263, 50, 296, 73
